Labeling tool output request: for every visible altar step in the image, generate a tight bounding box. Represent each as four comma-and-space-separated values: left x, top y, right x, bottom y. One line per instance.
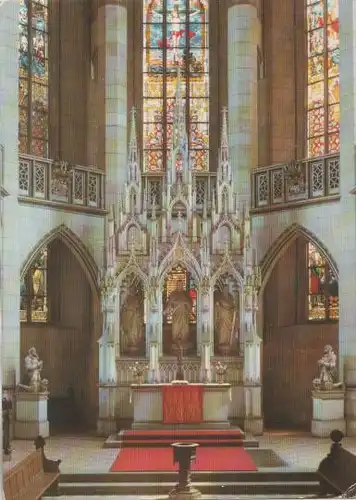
58, 471, 320, 496
104, 427, 259, 449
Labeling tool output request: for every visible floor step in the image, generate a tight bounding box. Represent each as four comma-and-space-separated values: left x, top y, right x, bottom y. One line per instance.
60, 471, 319, 483
59, 480, 321, 496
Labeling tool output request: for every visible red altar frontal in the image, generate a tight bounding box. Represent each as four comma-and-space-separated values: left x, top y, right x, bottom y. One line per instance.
130, 383, 232, 429
162, 384, 203, 424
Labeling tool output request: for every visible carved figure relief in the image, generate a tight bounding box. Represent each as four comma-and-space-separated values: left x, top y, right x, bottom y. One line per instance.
120, 285, 145, 356
313, 344, 342, 391
214, 285, 239, 355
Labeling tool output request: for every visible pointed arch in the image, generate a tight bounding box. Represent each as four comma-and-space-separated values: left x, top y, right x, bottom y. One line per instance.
260, 223, 338, 293
20, 224, 100, 295
158, 238, 202, 287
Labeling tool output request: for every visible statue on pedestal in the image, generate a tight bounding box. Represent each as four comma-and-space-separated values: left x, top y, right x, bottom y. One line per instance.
313, 344, 342, 391
19, 347, 48, 393
120, 288, 144, 354
164, 280, 193, 350
214, 287, 238, 354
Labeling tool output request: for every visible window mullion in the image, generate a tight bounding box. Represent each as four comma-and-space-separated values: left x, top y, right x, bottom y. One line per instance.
28, 1, 33, 154
324, 0, 329, 154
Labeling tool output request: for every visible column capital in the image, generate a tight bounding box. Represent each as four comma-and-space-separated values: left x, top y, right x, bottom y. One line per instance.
228, 0, 259, 8
99, 0, 127, 7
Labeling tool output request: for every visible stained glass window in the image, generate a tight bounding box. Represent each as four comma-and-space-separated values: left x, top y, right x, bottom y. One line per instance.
19, 0, 49, 158
20, 247, 48, 323
307, 242, 339, 321
164, 265, 197, 323
143, 0, 209, 172
307, 0, 339, 157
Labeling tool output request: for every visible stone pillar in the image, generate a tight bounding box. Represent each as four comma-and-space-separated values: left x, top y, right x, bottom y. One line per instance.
98, 0, 127, 206
243, 336, 263, 435
228, 1, 259, 203
338, 0, 356, 435
148, 340, 160, 383
0, 0, 21, 463
200, 341, 212, 383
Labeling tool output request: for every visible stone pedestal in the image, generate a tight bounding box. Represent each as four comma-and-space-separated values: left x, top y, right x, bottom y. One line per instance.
244, 385, 263, 435
311, 390, 346, 437
14, 392, 49, 439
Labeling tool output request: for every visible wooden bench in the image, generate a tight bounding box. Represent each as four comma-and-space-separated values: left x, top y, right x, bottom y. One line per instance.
317, 429, 356, 497
4, 448, 60, 500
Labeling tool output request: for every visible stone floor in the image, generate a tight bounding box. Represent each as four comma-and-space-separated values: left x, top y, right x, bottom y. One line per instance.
4, 430, 356, 498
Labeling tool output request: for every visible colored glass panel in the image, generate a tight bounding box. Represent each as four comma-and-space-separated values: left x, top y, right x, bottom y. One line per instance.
21, 247, 48, 323
308, 107, 325, 137
307, 0, 339, 157
190, 148, 208, 171
328, 104, 339, 133
328, 48, 339, 78
18, 0, 49, 156
308, 136, 325, 157
308, 81, 324, 110
308, 55, 324, 84
308, 28, 324, 56
143, 0, 209, 172
307, 243, 339, 321
328, 132, 340, 153
307, 2, 324, 31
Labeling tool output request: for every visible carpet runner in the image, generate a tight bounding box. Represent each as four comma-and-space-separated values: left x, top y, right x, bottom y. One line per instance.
110, 446, 257, 472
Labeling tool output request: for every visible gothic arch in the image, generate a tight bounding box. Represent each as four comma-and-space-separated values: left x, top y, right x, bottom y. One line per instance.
259, 223, 339, 293
211, 259, 244, 289
158, 239, 202, 287
116, 264, 149, 290
20, 224, 100, 295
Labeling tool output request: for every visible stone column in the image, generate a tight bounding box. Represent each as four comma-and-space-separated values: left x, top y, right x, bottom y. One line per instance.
0, 0, 21, 459
228, 1, 259, 204
338, 0, 356, 435
98, 0, 127, 206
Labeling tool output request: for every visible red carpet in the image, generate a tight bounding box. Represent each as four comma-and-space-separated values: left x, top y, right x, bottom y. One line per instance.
110, 446, 257, 472
122, 429, 244, 438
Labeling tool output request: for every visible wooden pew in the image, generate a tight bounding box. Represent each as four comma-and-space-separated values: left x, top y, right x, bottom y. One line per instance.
317, 429, 356, 497
4, 437, 60, 500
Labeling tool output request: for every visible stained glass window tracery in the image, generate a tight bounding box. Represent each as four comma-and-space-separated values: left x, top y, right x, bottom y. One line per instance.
20, 247, 48, 323
307, 0, 339, 158
307, 242, 338, 321
19, 0, 49, 158
143, 0, 209, 172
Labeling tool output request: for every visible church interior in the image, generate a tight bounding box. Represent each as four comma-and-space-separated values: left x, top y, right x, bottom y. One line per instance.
2, 0, 356, 498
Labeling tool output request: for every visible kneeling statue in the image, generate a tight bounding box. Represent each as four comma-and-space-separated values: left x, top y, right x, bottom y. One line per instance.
18, 347, 48, 393
313, 344, 342, 391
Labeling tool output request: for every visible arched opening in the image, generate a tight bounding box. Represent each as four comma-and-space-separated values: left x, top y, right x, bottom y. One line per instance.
262, 233, 339, 430
20, 237, 100, 433
162, 264, 197, 356
213, 272, 240, 356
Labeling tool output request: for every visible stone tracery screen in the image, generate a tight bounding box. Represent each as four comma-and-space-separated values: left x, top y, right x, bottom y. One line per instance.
307, 0, 339, 158
143, 0, 209, 172
18, 0, 49, 158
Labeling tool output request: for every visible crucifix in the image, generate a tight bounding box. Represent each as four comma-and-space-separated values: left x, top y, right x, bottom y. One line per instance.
176, 341, 185, 381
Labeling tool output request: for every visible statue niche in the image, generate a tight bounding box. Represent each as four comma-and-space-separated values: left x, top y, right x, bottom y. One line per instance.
214, 281, 239, 355
120, 279, 145, 357
162, 265, 197, 356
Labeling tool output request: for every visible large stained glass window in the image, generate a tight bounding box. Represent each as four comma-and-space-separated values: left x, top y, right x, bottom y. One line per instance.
20, 247, 48, 323
307, 243, 338, 321
143, 0, 209, 172
19, 0, 49, 158
307, 0, 339, 158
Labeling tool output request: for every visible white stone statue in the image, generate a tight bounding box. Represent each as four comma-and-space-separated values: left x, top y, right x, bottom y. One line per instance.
313, 344, 342, 391
120, 288, 144, 353
214, 286, 238, 354
163, 280, 193, 349
19, 347, 48, 393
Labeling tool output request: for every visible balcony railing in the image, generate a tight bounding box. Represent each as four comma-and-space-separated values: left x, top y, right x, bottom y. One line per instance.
251, 153, 340, 213
18, 154, 105, 212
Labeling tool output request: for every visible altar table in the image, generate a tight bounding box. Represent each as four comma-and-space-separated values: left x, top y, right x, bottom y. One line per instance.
130, 383, 232, 429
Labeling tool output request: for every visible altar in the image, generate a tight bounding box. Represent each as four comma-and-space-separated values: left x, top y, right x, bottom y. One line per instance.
130, 383, 232, 429
97, 82, 263, 437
